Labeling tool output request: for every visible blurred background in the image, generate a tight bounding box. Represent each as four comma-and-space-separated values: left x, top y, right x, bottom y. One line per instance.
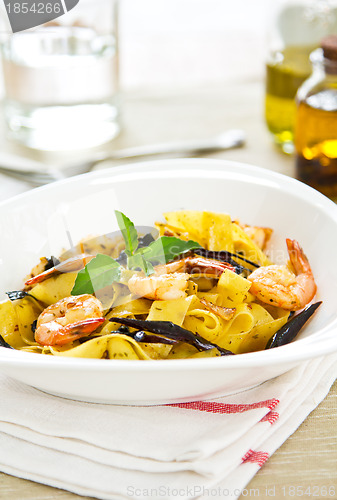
0, 0, 336, 199
118, 0, 268, 90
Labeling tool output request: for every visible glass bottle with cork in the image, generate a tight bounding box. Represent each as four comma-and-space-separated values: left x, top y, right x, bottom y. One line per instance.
295, 35, 337, 200
265, 0, 337, 154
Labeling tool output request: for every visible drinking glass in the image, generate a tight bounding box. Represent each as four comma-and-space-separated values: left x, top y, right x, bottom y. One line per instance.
0, 0, 119, 150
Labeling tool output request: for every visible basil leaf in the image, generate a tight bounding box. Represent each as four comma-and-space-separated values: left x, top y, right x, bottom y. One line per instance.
140, 236, 201, 264
128, 253, 155, 276
127, 253, 145, 272
115, 210, 139, 257
144, 260, 155, 275
71, 254, 121, 295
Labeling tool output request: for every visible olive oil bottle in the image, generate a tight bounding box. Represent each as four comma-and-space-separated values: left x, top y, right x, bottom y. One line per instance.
265, 0, 337, 154
265, 45, 314, 153
295, 36, 337, 199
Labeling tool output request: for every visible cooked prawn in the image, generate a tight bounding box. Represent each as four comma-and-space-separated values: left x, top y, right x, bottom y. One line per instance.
35, 294, 104, 346
25, 254, 95, 287
128, 255, 236, 301
128, 272, 190, 300
247, 239, 316, 310
155, 255, 235, 276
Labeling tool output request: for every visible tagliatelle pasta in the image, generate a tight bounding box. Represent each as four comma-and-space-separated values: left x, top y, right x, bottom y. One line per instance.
0, 210, 320, 359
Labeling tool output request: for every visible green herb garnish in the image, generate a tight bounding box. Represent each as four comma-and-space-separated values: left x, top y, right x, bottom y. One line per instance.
114, 210, 139, 257
72, 254, 121, 295
141, 236, 201, 264
71, 211, 201, 296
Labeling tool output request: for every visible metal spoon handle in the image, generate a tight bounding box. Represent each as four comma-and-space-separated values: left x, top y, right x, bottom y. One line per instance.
93, 129, 245, 162
0, 129, 246, 185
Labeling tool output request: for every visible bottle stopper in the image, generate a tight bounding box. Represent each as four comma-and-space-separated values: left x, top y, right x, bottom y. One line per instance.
321, 35, 337, 61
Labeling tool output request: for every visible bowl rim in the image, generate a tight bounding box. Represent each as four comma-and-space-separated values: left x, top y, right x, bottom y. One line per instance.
1, 158, 337, 371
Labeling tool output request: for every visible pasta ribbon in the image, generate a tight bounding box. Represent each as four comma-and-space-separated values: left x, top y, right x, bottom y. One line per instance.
105, 298, 152, 319
216, 303, 255, 352
238, 309, 290, 353
0, 299, 22, 349
14, 297, 44, 346
29, 272, 78, 306
202, 211, 234, 251
183, 308, 226, 343
168, 343, 199, 358
216, 269, 251, 307
231, 223, 271, 266
168, 343, 222, 358
161, 210, 234, 252
50, 333, 152, 360
162, 210, 208, 246
216, 303, 289, 354
147, 296, 194, 325
102, 298, 153, 337
196, 292, 221, 305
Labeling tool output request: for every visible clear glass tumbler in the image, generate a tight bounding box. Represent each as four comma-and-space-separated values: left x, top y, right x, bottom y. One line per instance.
0, 0, 119, 151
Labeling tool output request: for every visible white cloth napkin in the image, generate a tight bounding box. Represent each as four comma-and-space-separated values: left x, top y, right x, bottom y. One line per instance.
0, 354, 336, 500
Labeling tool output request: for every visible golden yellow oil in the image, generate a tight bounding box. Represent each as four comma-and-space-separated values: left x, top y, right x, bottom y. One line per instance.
265, 45, 315, 153
295, 94, 337, 198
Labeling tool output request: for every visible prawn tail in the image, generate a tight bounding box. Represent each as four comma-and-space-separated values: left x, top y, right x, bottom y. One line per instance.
64, 318, 105, 336
36, 317, 105, 347
25, 255, 95, 286
286, 239, 312, 275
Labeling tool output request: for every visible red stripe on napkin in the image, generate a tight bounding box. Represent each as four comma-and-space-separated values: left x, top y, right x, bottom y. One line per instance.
241, 449, 269, 467
168, 398, 279, 414
260, 411, 279, 424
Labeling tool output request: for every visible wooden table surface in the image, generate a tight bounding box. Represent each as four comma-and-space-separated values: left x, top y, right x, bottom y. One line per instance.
0, 82, 336, 500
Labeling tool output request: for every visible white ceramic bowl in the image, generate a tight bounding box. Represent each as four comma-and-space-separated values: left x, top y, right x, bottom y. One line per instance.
1, 159, 337, 405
